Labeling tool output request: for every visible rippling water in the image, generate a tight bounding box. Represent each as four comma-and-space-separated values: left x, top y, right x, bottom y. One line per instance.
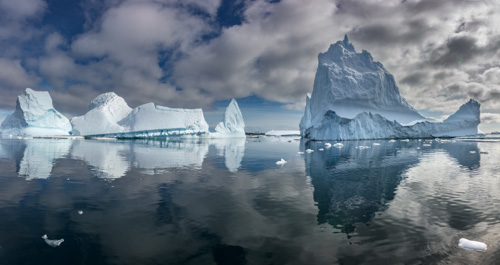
0, 137, 499, 264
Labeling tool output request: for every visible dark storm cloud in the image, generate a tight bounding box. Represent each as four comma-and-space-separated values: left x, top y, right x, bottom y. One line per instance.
431, 36, 480, 66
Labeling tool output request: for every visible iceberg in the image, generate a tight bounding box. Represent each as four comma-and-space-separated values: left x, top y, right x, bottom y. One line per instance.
0, 88, 72, 136
265, 130, 300, 136
71, 92, 209, 137
300, 35, 481, 140
458, 238, 487, 251
211, 98, 246, 138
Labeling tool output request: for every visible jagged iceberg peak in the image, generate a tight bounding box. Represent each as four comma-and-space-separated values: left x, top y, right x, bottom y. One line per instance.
300, 36, 482, 140
88, 92, 130, 111
213, 99, 246, 137
445, 99, 480, 122
0, 88, 72, 136
310, 35, 424, 125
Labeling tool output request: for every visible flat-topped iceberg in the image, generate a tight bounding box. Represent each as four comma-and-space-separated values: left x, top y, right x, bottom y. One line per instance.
211, 98, 246, 138
71, 92, 209, 136
0, 88, 72, 136
300, 35, 481, 140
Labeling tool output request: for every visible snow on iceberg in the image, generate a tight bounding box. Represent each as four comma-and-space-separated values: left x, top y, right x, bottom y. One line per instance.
300, 35, 481, 140
211, 98, 246, 138
0, 88, 72, 136
71, 92, 209, 136
71, 92, 132, 136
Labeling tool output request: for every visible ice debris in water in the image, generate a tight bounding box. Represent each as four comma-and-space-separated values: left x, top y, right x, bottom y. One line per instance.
324, 143, 332, 148
297, 151, 304, 155
306, 149, 314, 153
42, 234, 64, 247
276, 158, 287, 166
401, 139, 410, 142
389, 139, 396, 142
423, 144, 431, 147
373, 143, 380, 146
458, 238, 487, 251
333, 143, 343, 148
470, 151, 476, 154
78, 210, 83, 215
319, 148, 324, 151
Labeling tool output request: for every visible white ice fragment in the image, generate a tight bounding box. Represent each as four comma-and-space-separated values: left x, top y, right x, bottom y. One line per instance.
389, 139, 396, 142
417, 147, 421, 150
358, 146, 370, 149
78, 210, 83, 215
276, 158, 287, 166
306, 149, 314, 153
373, 143, 380, 146
42, 234, 64, 247
297, 152, 304, 155
401, 139, 410, 142
423, 144, 431, 147
470, 151, 476, 154
325, 143, 332, 148
333, 143, 343, 148
458, 238, 487, 251
319, 148, 324, 151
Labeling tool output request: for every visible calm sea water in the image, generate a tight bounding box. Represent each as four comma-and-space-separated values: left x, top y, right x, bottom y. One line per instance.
0, 137, 499, 265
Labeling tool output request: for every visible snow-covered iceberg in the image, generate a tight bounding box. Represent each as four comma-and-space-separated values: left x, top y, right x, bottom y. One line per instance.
0, 88, 72, 136
71, 92, 209, 137
300, 35, 481, 140
211, 98, 246, 138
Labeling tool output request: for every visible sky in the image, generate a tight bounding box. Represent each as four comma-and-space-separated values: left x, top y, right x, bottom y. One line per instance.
0, 0, 500, 132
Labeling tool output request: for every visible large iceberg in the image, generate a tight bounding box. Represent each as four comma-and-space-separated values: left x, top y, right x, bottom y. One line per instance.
0, 88, 72, 136
300, 35, 481, 140
211, 98, 246, 138
71, 92, 209, 136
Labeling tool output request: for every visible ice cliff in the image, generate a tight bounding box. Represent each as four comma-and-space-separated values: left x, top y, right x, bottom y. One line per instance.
300, 35, 481, 140
211, 98, 246, 138
71, 92, 209, 136
0, 88, 72, 136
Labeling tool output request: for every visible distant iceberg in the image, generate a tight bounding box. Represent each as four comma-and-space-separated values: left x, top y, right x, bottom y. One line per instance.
300, 35, 481, 140
0, 88, 72, 136
265, 130, 300, 137
211, 98, 246, 138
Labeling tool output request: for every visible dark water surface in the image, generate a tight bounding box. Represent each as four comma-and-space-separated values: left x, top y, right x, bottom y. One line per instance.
0, 137, 499, 265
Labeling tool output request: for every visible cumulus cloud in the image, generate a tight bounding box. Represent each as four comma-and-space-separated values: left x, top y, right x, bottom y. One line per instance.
0, 0, 500, 126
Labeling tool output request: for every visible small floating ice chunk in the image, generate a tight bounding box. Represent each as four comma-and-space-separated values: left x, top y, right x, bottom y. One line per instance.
417, 147, 421, 150
458, 238, 487, 251
276, 158, 287, 166
319, 148, 324, 151
297, 151, 304, 155
324, 143, 332, 148
389, 139, 396, 143
42, 234, 64, 247
333, 143, 343, 148
423, 144, 431, 147
470, 151, 476, 154
373, 143, 380, 146
401, 139, 410, 142
78, 210, 83, 215
306, 149, 314, 153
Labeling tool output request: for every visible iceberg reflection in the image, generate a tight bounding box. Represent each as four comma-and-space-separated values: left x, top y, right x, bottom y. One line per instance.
303, 139, 480, 234
3, 137, 245, 180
